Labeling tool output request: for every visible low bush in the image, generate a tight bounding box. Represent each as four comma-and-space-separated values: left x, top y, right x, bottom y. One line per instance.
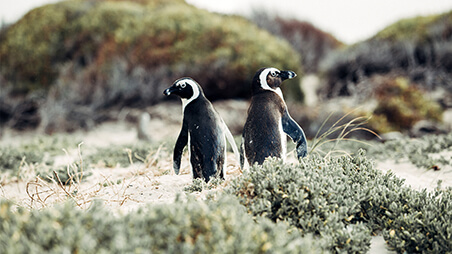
183, 177, 224, 193
227, 150, 452, 253
365, 76, 443, 133
0, 196, 327, 254
382, 187, 452, 253
309, 132, 452, 170
0, 143, 61, 184
367, 132, 452, 169
0, 135, 82, 183
0, 147, 47, 173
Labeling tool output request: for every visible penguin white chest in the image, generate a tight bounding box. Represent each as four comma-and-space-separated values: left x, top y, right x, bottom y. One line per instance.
279, 119, 287, 161
187, 132, 191, 160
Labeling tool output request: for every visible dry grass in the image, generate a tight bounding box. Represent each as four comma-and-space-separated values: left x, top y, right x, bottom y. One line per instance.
17, 137, 243, 210
308, 109, 380, 158
22, 142, 179, 210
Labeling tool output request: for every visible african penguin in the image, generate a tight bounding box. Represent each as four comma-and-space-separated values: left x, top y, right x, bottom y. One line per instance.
164, 77, 240, 182
241, 67, 308, 168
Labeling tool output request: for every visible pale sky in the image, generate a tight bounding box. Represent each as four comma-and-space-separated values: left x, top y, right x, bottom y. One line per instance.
2, 0, 452, 44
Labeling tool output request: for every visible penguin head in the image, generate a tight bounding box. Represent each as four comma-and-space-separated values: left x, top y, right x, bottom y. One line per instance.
164, 77, 203, 105
252, 67, 297, 96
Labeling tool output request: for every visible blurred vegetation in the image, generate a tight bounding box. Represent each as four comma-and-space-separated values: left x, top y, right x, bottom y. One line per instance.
0, 134, 159, 184
321, 10, 452, 99
1, 1, 451, 137
0, 0, 301, 97
85, 142, 160, 167
0, 197, 327, 253
373, 10, 452, 42
250, 11, 343, 74
364, 76, 443, 133
0, 135, 78, 183
316, 10, 452, 136
0, 0, 301, 132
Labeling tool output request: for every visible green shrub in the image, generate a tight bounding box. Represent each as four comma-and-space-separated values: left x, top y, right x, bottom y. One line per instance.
227, 151, 452, 253
309, 132, 452, 170
0, 146, 46, 172
366, 76, 443, 133
366, 133, 452, 169
0, 196, 327, 253
382, 187, 452, 253
0, 145, 57, 184
184, 177, 224, 193
227, 154, 374, 253
0, 135, 83, 183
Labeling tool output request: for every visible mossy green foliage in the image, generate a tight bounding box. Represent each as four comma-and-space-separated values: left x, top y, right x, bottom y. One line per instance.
0, 0, 301, 100
373, 10, 452, 43
227, 151, 452, 253
382, 188, 452, 253
0, 197, 326, 254
366, 77, 443, 133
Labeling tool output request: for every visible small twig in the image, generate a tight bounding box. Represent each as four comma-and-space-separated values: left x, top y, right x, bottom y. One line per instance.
125, 148, 134, 166
26, 179, 48, 208
145, 145, 163, 168
119, 196, 129, 206
54, 171, 82, 208
62, 148, 76, 186
0, 183, 5, 198
77, 142, 84, 183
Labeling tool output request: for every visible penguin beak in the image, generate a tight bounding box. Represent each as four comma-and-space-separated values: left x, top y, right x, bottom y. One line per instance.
280, 70, 297, 81
163, 86, 176, 96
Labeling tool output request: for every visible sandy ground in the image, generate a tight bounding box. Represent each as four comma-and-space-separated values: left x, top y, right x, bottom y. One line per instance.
1, 114, 451, 253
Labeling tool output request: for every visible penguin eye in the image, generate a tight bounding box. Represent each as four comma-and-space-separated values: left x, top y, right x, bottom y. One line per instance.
180, 82, 186, 88
270, 71, 277, 77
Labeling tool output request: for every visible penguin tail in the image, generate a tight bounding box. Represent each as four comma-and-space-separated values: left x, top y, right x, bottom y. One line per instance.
221, 120, 241, 171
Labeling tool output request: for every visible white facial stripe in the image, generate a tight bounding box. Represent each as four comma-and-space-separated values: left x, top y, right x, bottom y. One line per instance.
259, 68, 278, 91
259, 68, 284, 100
179, 79, 200, 110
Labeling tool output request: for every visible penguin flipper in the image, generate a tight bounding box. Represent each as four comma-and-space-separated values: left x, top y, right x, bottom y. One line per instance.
282, 111, 308, 158
174, 119, 189, 174
221, 119, 241, 170
239, 141, 245, 170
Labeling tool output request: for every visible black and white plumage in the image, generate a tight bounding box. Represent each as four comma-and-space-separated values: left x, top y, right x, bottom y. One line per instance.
164, 77, 239, 182
241, 67, 308, 168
